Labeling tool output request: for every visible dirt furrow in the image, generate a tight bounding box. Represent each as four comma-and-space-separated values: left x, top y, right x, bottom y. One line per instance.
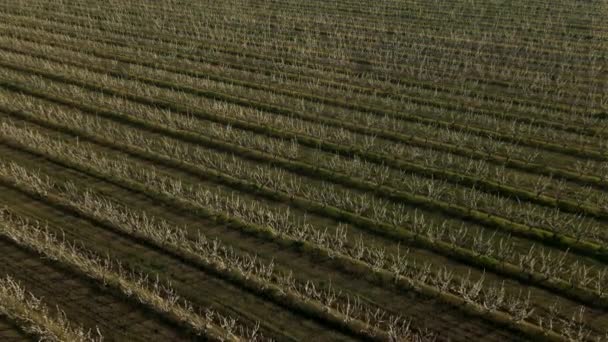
0, 317, 29, 342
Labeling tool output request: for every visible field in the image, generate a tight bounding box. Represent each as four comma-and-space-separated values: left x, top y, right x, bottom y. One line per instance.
0, 0, 606, 340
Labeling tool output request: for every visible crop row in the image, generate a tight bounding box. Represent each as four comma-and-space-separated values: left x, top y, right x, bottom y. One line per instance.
1, 1, 605, 341
2, 118, 600, 341
7, 3, 604, 105
293, 0, 608, 19
10, 43, 608, 216
0, 113, 520, 340
1, 59, 606, 256
2, 91, 608, 305
1, 37, 606, 210
2, 5, 605, 107
1, 16, 603, 158
0, 208, 245, 341
0, 44, 601, 206
5, 28, 608, 188
168, 0, 608, 32
3, 19, 604, 145
2, 44, 603, 219
0, 275, 101, 342
2, 8, 603, 117
1, 61, 607, 266
0, 161, 431, 341
118, 0, 607, 29
0, 96, 604, 336
1, 9, 601, 128
17, 0, 605, 65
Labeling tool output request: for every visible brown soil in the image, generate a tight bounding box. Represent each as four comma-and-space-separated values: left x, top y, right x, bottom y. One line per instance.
0, 316, 29, 342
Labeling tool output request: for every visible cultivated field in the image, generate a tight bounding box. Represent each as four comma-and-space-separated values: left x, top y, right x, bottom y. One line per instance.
0, 0, 606, 340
